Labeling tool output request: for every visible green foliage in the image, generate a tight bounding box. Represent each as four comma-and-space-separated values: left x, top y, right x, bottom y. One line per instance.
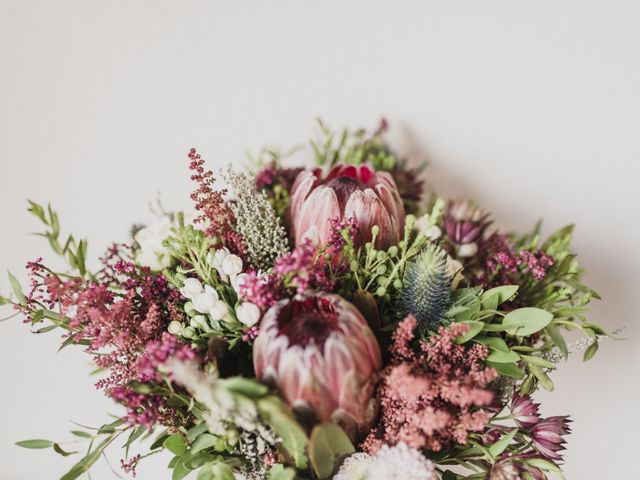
27, 201, 90, 278
308, 423, 355, 479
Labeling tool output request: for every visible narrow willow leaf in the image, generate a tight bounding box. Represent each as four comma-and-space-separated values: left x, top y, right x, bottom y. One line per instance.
220, 377, 269, 397
520, 354, 556, 369
60, 434, 115, 480
529, 365, 554, 392
71, 431, 92, 438
53, 443, 78, 456
545, 324, 568, 358
8, 272, 26, 305
488, 429, 517, 457
16, 439, 53, 449
583, 340, 599, 361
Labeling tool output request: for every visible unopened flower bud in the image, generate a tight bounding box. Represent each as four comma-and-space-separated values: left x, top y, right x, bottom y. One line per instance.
167, 321, 184, 335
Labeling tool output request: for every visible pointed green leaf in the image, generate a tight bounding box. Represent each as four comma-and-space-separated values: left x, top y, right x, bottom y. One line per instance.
488, 429, 517, 457
455, 321, 485, 344
16, 439, 53, 449
8, 272, 26, 305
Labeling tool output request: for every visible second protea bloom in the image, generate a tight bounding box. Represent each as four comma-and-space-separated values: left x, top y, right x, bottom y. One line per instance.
288, 164, 405, 250
253, 292, 382, 435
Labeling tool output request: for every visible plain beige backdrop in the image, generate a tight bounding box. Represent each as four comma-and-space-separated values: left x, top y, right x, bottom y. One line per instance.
1, 1, 639, 478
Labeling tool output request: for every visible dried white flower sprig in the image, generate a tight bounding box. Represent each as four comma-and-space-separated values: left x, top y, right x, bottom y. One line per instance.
223, 167, 289, 271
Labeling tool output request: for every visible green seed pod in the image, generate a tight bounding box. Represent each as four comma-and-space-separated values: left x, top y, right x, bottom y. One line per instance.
398, 243, 452, 330
388, 245, 399, 257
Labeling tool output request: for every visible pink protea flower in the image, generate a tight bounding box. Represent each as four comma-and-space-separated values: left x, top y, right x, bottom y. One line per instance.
288, 164, 405, 249
511, 393, 542, 430
531, 416, 571, 462
253, 292, 382, 435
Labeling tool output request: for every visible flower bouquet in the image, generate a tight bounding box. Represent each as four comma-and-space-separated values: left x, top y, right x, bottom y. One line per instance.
3, 120, 611, 479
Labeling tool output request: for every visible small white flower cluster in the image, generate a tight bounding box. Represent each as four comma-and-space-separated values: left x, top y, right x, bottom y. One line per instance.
168, 248, 261, 338
224, 167, 289, 271
134, 217, 173, 271
334, 443, 435, 480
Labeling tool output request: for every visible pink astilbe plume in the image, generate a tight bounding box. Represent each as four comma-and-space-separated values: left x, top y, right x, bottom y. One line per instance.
362, 317, 497, 454
188, 148, 247, 257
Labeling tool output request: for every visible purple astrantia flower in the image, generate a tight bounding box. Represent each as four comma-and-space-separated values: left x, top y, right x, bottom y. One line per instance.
443, 199, 491, 245
511, 393, 542, 430
531, 416, 572, 462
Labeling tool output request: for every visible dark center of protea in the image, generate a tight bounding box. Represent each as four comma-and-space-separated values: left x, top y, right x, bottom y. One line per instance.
324, 176, 365, 207
277, 297, 340, 348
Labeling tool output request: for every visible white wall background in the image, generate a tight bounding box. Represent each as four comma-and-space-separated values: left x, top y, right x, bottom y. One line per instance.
1, 1, 638, 478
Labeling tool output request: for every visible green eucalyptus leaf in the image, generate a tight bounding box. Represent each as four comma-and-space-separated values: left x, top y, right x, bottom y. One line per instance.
309, 423, 355, 479
487, 361, 525, 379
486, 349, 521, 363
455, 321, 485, 344
502, 308, 553, 337
220, 377, 269, 398
482, 285, 518, 308
258, 397, 308, 469
191, 434, 218, 454
164, 433, 188, 456
475, 337, 510, 352
267, 464, 297, 480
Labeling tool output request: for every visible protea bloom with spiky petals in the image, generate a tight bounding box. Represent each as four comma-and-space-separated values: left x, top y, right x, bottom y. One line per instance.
253, 292, 382, 435
531, 416, 571, 462
443, 199, 492, 247
511, 393, 542, 430
288, 164, 405, 250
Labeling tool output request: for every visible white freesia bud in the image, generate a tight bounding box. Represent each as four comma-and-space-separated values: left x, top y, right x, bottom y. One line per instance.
222, 254, 243, 277
167, 320, 184, 335
134, 217, 173, 271
180, 277, 204, 300
235, 302, 261, 327
192, 285, 220, 314
208, 248, 231, 281
190, 314, 211, 332
457, 242, 478, 258
209, 300, 229, 321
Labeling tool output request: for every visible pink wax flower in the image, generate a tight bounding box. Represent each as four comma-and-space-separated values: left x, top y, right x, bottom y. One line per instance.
253, 292, 382, 436
288, 164, 405, 250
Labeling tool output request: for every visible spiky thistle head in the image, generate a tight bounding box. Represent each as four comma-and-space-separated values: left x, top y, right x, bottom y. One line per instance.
399, 243, 452, 331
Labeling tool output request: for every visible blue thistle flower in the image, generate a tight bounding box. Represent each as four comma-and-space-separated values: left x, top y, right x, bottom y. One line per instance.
399, 243, 452, 330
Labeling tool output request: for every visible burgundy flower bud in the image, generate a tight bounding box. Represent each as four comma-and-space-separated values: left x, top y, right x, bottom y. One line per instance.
253, 292, 382, 436
443, 199, 491, 245
288, 164, 405, 250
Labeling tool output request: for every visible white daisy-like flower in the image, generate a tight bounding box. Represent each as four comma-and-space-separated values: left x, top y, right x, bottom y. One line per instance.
366, 443, 435, 480
333, 452, 372, 480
